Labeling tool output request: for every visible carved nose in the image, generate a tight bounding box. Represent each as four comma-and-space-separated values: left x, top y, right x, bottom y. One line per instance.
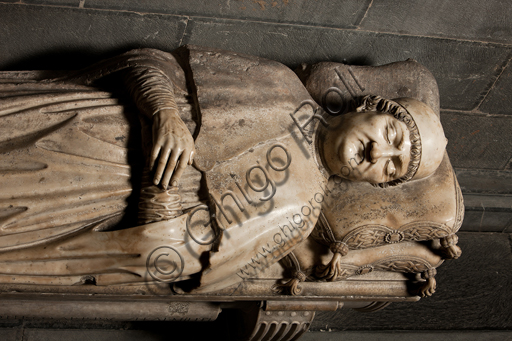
369, 142, 393, 163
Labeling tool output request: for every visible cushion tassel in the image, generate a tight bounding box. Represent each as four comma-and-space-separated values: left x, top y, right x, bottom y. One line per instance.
315, 241, 349, 281
419, 268, 437, 297
440, 234, 462, 259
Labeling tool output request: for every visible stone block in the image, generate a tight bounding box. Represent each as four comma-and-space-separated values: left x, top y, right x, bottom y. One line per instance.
459, 210, 485, 232
23, 0, 80, 7
441, 112, 512, 169
480, 60, 512, 116
457, 172, 512, 232
359, 0, 512, 45
0, 4, 187, 70
23, 329, 163, 341
0, 329, 17, 341
84, 0, 371, 28
1, 4, 508, 111
460, 209, 512, 232
456, 169, 512, 195
182, 17, 510, 110
313, 232, 512, 330
302, 331, 512, 341
19, 315, 231, 340
464, 194, 512, 212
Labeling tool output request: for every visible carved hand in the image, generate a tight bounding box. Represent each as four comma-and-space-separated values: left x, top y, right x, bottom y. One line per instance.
150, 109, 195, 188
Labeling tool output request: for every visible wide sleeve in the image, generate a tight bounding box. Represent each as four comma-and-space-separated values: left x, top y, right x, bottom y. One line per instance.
124, 65, 179, 119
54, 48, 187, 120
54, 49, 190, 224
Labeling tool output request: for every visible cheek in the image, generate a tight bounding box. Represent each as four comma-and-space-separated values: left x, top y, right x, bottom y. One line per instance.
348, 162, 384, 184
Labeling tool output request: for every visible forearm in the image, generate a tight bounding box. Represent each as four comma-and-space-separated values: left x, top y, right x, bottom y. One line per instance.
125, 66, 195, 176
125, 66, 179, 119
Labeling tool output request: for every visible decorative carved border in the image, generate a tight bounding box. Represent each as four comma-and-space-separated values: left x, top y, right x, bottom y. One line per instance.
335, 255, 437, 281
372, 255, 435, 274
313, 210, 453, 253
342, 221, 452, 250
452, 171, 465, 234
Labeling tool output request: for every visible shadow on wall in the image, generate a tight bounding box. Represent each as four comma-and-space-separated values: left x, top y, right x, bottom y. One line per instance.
2, 45, 373, 71
2, 45, 148, 71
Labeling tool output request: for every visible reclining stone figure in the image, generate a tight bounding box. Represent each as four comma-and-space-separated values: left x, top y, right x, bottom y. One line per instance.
0, 46, 460, 296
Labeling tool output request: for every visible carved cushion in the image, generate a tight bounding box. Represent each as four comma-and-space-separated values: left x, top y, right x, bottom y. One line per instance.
311, 152, 464, 251
301, 59, 463, 253
299, 59, 440, 116
294, 238, 444, 282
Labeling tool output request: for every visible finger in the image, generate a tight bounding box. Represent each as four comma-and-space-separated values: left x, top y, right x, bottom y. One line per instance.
188, 150, 195, 165
161, 148, 181, 188
171, 152, 191, 186
149, 144, 162, 170
153, 146, 172, 186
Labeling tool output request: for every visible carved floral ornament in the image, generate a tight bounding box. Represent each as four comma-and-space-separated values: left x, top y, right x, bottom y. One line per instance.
385, 230, 405, 243
0, 46, 462, 307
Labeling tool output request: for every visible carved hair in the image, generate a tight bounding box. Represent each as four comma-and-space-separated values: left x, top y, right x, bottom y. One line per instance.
356, 95, 422, 188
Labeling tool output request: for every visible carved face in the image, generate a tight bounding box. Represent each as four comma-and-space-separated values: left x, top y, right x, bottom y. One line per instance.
321, 111, 412, 184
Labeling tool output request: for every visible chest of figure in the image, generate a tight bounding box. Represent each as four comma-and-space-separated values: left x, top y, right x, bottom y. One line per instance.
185, 45, 315, 172
199, 133, 327, 284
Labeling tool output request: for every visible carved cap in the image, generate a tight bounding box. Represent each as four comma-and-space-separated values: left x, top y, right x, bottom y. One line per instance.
394, 98, 447, 180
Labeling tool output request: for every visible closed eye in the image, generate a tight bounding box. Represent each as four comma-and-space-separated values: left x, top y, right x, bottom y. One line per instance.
385, 159, 396, 179
397, 125, 405, 150
386, 124, 396, 145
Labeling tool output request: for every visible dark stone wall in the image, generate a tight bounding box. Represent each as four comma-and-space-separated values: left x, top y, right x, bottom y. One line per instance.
0, 1, 511, 338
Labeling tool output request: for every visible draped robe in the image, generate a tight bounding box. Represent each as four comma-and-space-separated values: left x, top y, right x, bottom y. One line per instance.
0, 46, 327, 291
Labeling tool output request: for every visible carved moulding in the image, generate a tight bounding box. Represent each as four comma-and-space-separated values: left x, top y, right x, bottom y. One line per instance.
0, 273, 418, 341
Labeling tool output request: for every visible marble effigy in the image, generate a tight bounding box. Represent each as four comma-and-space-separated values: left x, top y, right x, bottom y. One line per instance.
0, 45, 463, 340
